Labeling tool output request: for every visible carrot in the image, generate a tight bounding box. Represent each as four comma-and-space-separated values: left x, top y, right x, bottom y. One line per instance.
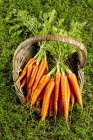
36, 88, 45, 107
49, 90, 54, 117
67, 79, 70, 110
54, 72, 61, 115
68, 73, 83, 107
15, 58, 35, 85
26, 88, 32, 103
32, 60, 48, 92
28, 65, 39, 89
25, 58, 35, 69
31, 75, 51, 106
61, 75, 68, 122
20, 77, 27, 90
58, 82, 63, 117
27, 63, 34, 85
70, 87, 75, 108
41, 79, 55, 121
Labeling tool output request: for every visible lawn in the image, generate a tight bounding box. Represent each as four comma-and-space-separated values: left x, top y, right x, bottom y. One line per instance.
0, 0, 93, 140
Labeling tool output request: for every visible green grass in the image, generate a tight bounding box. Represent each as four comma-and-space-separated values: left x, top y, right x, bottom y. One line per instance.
0, 0, 93, 140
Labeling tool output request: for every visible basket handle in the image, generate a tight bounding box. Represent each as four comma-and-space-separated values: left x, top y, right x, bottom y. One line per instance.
15, 34, 87, 68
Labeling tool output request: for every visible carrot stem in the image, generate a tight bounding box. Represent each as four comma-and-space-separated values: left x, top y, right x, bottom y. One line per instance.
61, 63, 72, 74
47, 67, 56, 76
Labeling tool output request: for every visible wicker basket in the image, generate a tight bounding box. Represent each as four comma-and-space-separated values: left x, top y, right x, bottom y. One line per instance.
13, 34, 87, 106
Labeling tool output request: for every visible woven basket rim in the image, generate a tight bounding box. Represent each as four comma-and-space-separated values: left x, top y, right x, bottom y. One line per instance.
13, 34, 87, 69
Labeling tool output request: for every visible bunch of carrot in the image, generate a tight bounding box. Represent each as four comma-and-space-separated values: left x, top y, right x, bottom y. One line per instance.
15, 57, 83, 122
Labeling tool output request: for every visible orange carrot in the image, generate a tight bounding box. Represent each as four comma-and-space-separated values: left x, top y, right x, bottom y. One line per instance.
58, 82, 63, 117
70, 87, 75, 108
67, 79, 70, 110
15, 58, 35, 85
20, 77, 27, 90
36, 88, 45, 107
68, 73, 83, 107
28, 65, 39, 89
25, 58, 35, 69
32, 60, 48, 92
41, 79, 55, 121
31, 75, 51, 106
61, 75, 68, 122
54, 72, 61, 115
27, 63, 34, 85
49, 90, 54, 117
